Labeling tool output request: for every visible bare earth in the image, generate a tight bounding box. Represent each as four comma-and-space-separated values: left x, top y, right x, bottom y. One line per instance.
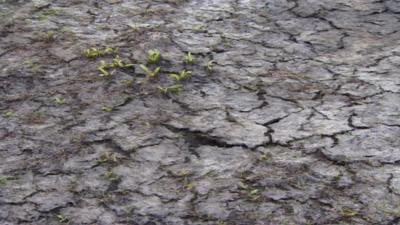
1, 0, 400, 224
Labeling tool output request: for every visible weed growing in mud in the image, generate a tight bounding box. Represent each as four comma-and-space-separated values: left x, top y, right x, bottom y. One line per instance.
56, 214, 69, 224
40, 31, 56, 42
205, 60, 215, 72
82, 47, 118, 59
146, 49, 161, 64
169, 70, 192, 82
184, 52, 194, 64
173, 170, 194, 191
24, 60, 41, 73
0, 177, 10, 186
102, 106, 113, 112
2, 111, 12, 118
339, 207, 358, 217
104, 171, 120, 182
140, 64, 161, 78
98, 152, 118, 163
98, 60, 111, 77
158, 84, 183, 95
54, 97, 65, 105
238, 182, 261, 201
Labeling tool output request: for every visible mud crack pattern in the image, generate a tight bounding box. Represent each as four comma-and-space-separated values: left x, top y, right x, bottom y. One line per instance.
1, 0, 400, 224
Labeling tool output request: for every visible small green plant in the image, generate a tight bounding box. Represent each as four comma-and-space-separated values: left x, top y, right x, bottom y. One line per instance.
2, 111, 12, 118
54, 97, 65, 105
193, 25, 205, 32
112, 55, 124, 68
56, 214, 69, 224
0, 177, 8, 186
104, 171, 120, 182
238, 182, 261, 201
102, 106, 113, 112
216, 221, 227, 225
146, 49, 161, 64
205, 60, 215, 72
339, 207, 358, 217
82, 47, 118, 59
140, 64, 161, 77
258, 153, 268, 161
98, 152, 118, 163
83, 47, 101, 58
41, 31, 55, 42
169, 70, 192, 82
184, 52, 194, 64
158, 84, 183, 95
24, 59, 41, 73
98, 60, 110, 77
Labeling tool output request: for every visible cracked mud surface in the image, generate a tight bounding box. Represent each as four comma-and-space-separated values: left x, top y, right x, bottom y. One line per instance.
1, 0, 400, 224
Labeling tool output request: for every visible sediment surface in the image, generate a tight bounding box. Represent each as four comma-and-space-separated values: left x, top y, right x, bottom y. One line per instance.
1, 0, 400, 224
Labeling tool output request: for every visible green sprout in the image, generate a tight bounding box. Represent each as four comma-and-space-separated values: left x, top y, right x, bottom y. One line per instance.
205, 60, 215, 72
54, 97, 65, 105
82, 47, 101, 58
56, 214, 69, 224
98, 60, 110, 77
112, 55, 124, 68
0, 177, 8, 186
104, 171, 120, 182
102, 106, 113, 112
82, 47, 118, 59
184, 52, 194, 64
238, 182, 261, 201
98, 152, 118, 163
147, 49, 161, 64
41, 31, 55, 42
140, 64, 161, 77
2, 111, 12, 118
339, 207, 359, 217
111, 55, 134, 68
169, 70, 192, 82
158, 84, 183, 95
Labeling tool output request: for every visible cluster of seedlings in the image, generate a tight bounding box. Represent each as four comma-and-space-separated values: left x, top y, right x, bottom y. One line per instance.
82, 46, 215, 95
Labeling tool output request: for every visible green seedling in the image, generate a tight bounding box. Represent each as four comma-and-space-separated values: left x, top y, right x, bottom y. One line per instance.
41, 31, 55, 42
216, 221, 227, 225
147, 49, 161, 64
104, 171, 120, 182
2, 111, 12, 118
111, 55, 134, 68
54, 97, 65, 105
339, 207, 358, 217
56, 214, 69, 224
128, 23, 140, 32
258, 153, 268, 161
98, 152, 118, 163
0, 177, 8, 186
205, 60, 215, 72
169, 70, 192, 82
82, 47, 118, 58
184, 52, 194, 64
158, 84, 183, 95
238, 182, 261, 201
82, 47, 101, 58
112, 55, 124, 68
102, 106, 113, 112
24, 60, 41, 73
98, 60, 110, 77
140, 64, 161, 77
103, 47, 118, 55
193, 25, 205, 32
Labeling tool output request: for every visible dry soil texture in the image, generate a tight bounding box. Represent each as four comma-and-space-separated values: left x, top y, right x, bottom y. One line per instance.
1, 0, 400, 225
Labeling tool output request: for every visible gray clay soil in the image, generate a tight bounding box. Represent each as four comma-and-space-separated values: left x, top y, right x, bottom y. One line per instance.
1, 0, 400, 224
